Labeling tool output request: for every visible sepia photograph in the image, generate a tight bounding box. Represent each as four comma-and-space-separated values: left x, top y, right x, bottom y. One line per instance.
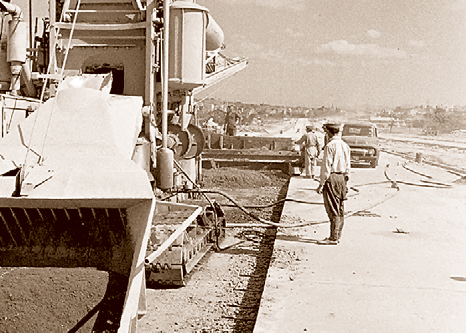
0, 0, 465, 332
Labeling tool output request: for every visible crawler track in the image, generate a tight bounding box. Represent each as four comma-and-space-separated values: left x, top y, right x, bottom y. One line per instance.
137, 166, 289, 333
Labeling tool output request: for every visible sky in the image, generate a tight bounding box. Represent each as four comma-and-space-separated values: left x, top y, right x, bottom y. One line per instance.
195, 0, 466, 108
9, 0, 466, 108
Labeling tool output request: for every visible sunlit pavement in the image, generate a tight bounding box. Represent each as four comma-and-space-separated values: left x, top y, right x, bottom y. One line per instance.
253, 152, 466, 333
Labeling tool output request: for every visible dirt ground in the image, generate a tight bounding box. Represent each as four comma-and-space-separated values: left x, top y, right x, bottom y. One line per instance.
1, 118, 465, 333
0, 165, 290, 333
138, 165, 290, 333
0, 268, 111, 332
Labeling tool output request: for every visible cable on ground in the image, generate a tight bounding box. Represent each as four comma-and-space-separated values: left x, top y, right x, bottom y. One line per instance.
169, 161, 407, 246
164, 145, 460, 249
385, 163, 452, 188
172, 159, 245, 252
186, 187, 397, 228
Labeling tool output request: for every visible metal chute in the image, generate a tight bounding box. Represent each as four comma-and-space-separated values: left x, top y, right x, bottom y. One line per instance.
0, 86, 155, 332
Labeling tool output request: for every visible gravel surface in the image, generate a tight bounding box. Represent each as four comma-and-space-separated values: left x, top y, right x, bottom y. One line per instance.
0, 165, 290, 333
138, 165, 290, 333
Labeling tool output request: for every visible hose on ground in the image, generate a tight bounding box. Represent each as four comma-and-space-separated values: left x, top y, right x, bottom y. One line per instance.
172, 159, 245, 251
401, 162, 452, 187
170, 162, 401, 239
187, 188, 294, 227
168, 153, 455, 243
385, 163, 452, 188
186, 188, 398, 228
219, 190, 360, 209
402, 163, 432, 179
221, 197, 322, 209
395, 180, 451, 188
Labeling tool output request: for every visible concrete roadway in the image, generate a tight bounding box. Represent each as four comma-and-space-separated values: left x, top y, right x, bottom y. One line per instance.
253, 152, 466, 333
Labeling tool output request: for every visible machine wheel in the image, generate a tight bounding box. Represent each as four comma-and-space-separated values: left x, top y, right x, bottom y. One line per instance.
167, 124, 192, 159
370, 159, 378, 168
183, 124, 205, 159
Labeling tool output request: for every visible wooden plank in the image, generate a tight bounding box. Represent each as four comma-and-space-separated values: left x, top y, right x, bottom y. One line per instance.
203, 132, 294, 150
145, 206, 202, 265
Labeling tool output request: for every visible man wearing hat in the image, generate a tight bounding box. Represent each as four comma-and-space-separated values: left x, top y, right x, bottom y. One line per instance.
295, 124, 320, 179
316, 123, 351, 245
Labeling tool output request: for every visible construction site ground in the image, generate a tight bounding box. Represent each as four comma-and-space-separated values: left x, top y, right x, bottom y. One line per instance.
138, 165, 288, 333
139, 120, 466, 332
1, 118, 466, 332
253, 152, 466, 333
0, 165, 289, 333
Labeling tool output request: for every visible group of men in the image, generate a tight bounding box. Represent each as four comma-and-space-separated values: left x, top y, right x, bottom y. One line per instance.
295, 123, 351, 246
223, 111, 350, 245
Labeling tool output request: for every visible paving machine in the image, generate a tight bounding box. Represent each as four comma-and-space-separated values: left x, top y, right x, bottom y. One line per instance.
0, 0, 247, 331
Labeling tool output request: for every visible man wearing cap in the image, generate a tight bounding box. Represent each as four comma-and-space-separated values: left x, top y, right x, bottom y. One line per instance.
316, 123, 351, 245
295, 124, 320, 179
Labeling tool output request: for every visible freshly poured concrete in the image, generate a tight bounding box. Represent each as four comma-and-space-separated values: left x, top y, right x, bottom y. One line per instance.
254, 153, 466, 332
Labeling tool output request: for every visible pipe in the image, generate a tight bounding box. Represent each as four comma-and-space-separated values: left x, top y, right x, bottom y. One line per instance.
1, 1, 25, 95
9, 61, 21, 95
161, 0, 169, 149
155, 0, 174, 190
28, 0, 31, 50
156, 147, 173, 189
21, 62, 36, 97
7, 16, 27, 95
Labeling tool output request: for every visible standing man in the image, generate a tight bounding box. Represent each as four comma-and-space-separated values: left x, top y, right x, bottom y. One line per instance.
295, 124, 320, 179
316, 123, 351, 245
224, 105, 241, 136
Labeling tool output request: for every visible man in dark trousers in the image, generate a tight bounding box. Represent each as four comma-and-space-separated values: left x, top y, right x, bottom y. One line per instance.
224, 105, 241, 136
316, 123, 351, 245
295, 124, 320, 179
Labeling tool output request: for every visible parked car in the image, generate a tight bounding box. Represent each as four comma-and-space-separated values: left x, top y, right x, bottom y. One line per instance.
341, 122, 380, 168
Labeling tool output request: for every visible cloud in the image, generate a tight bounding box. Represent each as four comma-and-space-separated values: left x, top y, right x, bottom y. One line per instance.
448, 0, 466, 10
291, 57, 336, 67
367, 30, 381, 39
238, 40, 335, 66
409, 40, 425, 48
238, 40, 265, 54
236, 40, 284, 62
317, 40, 407, 58
284, 27, 307, 39
224, 0, 306, 11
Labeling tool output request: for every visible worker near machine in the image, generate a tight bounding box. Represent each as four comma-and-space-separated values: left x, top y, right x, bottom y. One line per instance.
316, 123, 350, 245
224, 105, 241, 136
295, 124, 320, 179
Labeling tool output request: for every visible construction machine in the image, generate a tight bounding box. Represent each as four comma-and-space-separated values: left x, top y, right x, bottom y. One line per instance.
0, 0, 247, 331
